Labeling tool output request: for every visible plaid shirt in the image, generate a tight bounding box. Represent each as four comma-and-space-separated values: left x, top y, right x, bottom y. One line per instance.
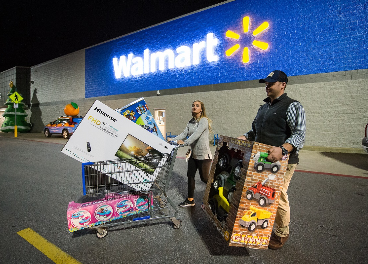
246, 100, 306, 152
284, 101, 306, 151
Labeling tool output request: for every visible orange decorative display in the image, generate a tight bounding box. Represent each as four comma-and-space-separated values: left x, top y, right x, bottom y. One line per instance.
64, 102, 80, 116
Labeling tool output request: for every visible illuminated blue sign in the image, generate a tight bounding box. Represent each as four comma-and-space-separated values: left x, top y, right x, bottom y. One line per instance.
85, 0, 368, 98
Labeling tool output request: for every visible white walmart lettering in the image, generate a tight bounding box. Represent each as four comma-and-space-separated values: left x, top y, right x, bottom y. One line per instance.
113, 33, 219, 78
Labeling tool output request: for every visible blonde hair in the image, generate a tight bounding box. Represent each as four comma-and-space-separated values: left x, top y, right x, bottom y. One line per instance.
193, 100, 212, 132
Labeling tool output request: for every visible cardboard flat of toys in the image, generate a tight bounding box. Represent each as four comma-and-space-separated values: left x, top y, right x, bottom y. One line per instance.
202, 136, 288, 249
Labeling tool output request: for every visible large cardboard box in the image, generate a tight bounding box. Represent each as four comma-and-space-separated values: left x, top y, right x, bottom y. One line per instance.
61, 100, 174, 191
202, 136, 289, 249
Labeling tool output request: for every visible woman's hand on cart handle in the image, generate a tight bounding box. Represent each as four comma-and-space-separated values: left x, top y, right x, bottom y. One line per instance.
169, 139, 185, 146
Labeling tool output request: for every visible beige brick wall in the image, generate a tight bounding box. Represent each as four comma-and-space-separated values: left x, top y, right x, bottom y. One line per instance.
30, 50, 85, 104
28, 50, 85, 129
287, 78, 367, 149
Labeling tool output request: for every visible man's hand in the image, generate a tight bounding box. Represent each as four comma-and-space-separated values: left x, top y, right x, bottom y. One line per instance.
238, 135, 247, 140
267, 146, 283, 162
267, 143, 294, 162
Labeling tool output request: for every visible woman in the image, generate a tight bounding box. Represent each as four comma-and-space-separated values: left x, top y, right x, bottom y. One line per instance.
170, 100, 212, 207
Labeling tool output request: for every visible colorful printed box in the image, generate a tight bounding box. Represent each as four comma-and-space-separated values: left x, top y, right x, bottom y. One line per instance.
202, 136, 288, 249
116, 97, 165, 140
67, 192, 151, 232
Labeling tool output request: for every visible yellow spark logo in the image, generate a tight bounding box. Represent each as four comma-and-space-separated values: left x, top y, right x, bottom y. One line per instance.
225, 16, 269, 64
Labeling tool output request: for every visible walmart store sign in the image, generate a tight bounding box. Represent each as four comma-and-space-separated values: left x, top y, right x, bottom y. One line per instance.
113, 33, 219, 78
85, 1, 276, 98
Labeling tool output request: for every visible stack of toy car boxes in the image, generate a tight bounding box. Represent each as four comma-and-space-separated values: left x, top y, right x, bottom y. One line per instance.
202, 135, 288, 249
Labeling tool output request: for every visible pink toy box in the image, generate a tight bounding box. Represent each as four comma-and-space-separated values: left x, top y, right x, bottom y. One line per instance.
67, 192, 151, 232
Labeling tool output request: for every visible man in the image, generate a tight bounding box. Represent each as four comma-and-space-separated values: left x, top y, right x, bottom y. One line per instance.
238, 70, 306, 250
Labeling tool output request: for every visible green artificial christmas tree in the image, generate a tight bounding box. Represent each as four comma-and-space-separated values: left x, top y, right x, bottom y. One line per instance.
1, 81, 32, 133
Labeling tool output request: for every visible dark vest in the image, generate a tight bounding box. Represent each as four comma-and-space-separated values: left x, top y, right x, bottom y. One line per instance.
253, 93, 299, 164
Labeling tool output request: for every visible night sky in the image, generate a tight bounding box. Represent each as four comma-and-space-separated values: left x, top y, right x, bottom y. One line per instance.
0, 0, 229, 73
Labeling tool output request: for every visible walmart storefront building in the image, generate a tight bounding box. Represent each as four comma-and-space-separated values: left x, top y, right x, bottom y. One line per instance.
1, 0, 367, 152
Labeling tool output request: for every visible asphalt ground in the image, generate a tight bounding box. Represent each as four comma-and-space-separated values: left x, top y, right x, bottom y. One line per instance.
1, 132, 368, 263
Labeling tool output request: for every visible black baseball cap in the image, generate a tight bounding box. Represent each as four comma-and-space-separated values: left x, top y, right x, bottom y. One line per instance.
259, 70, 288, 83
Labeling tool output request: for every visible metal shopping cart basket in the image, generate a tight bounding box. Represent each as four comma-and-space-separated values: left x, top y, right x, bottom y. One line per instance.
67, 147, 181, 238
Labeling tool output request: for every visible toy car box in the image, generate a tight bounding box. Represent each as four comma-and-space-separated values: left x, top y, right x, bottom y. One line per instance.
202, 135, 289, 249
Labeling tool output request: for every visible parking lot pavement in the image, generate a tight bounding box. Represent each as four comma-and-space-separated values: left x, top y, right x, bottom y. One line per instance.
296, 150, 368, 178
1, 132, 368, 263
0, 131, 67, 144
1, 132, 368, 178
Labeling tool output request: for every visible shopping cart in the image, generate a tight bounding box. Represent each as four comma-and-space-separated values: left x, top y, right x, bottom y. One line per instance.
67, 146, 181, 238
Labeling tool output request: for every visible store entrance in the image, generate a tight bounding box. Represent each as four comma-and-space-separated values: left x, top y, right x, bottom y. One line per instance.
154, 109, 166, 138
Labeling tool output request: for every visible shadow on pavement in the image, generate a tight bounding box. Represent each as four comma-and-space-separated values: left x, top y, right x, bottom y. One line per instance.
320, 152, 368, 172
187, 198, 250, 256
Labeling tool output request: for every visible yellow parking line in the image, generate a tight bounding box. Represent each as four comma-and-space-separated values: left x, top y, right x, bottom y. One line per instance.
17, 228, 82, 264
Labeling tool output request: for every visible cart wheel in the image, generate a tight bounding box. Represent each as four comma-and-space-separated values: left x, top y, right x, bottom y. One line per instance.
96, 228, 108, 238
171, 217, 181, 229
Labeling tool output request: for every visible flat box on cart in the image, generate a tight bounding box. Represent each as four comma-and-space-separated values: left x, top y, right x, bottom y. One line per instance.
202, 136, 289, 249
61, 100, 174, 191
